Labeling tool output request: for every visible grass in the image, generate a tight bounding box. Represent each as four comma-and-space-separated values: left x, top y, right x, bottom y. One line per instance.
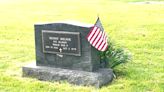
0, 0, 164, 91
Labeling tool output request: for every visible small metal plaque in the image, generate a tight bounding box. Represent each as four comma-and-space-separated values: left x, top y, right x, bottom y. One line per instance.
42, 30, 81, 56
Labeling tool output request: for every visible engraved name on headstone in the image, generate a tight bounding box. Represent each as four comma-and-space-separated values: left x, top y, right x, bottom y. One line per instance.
42, 30, 81, 56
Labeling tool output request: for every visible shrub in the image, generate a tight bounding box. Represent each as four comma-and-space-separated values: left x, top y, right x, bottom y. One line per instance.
100, 38, 132, 69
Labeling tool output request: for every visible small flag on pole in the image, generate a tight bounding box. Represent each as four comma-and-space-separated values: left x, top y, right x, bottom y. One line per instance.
87, 17, 108, 51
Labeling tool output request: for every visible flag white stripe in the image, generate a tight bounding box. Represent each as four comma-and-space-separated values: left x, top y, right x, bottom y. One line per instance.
99, 34, 107, 50
95, 32, 105, 48
101, 43, 108, 51
87, 26, 97, 41
92, 31, 102, 46
98, 39, 106, 50
90, 28, 100, 44
95, 33, 104, 49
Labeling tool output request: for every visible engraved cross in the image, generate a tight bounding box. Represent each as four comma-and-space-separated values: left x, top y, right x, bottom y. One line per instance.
59, 48, 62, 52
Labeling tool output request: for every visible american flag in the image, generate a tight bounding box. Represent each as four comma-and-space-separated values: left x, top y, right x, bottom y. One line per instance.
87, 17, 108, 51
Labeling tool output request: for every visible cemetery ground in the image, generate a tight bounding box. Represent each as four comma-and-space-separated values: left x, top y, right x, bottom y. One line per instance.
0, 0, 163, 92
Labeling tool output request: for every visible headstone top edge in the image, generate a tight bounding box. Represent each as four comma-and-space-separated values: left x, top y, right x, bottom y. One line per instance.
34, 21, 94, 28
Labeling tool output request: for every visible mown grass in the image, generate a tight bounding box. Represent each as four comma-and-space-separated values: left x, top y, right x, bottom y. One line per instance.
0, 0, 164, 92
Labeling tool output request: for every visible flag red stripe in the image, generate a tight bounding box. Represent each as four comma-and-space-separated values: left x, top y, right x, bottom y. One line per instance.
101, 35, 108, 51
94, 34, 102, 48
92, 31, 102, 46
90, 28, 100, 44
97, 40, 104, 50
98, 40, 106, 50
95, 32, 105, 48
97, 32, 107, 50
102, 43, 108, 51
87, 26, 97, 41
100, 42, 108, 51
86, 26, 94, 38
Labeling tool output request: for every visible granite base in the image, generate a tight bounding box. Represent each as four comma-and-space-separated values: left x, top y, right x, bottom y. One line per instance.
22, 63, 113, 88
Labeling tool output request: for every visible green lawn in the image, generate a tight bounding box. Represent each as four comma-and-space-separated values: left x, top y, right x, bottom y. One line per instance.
0, 0, 164, 92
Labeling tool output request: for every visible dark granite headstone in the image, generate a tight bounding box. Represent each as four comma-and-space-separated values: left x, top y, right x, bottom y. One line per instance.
34, 21, 100, 72
22, 21, 113, 87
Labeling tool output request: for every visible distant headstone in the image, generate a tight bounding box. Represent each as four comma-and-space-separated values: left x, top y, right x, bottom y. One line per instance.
22, 21, 113, 88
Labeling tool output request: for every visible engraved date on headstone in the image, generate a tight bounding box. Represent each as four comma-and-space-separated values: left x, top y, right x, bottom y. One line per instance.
42, 30, 81, 56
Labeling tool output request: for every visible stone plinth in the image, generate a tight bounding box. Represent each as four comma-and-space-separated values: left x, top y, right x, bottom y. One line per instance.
23, 63, 113, 88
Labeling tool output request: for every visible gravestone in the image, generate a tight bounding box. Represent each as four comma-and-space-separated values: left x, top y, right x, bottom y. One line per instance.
22, 21, 113, 88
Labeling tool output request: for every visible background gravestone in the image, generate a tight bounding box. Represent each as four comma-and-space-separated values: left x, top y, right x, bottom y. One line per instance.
23, 21, 113, 88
